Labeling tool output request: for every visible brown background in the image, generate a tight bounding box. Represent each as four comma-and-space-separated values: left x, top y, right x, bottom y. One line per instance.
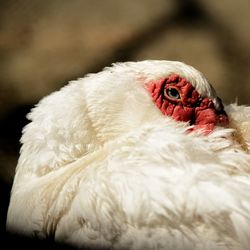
0, 0, 249, 248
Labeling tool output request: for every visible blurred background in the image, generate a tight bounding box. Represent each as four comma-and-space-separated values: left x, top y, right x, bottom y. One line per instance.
0, 0, 249, 248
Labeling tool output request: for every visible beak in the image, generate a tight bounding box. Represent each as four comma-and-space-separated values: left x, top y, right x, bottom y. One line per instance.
192, 97, 229, 134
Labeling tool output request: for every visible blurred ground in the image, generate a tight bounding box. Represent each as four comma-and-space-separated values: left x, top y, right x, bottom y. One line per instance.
0, 0, 250, 248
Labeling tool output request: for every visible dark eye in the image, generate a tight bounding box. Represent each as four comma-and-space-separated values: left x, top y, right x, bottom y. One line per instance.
165, 88, 181, 100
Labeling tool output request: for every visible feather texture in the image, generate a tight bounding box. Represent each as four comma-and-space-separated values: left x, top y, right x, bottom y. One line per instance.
7, 60, 250, 250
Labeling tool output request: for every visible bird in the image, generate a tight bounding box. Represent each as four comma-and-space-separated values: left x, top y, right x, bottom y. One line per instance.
7, 60, 250, 250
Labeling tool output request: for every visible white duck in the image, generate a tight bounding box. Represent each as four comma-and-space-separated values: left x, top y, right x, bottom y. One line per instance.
7, 60, 250, 250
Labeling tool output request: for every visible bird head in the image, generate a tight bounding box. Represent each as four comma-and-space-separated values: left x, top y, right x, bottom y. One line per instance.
18, 60, 229, 176
85, 60, 229, 143
145, 72, 228, 134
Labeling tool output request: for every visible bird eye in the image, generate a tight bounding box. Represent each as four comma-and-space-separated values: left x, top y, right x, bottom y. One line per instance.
165, 88, 181, 100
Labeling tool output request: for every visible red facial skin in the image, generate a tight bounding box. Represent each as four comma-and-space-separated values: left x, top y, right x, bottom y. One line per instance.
145, 74, 229, 134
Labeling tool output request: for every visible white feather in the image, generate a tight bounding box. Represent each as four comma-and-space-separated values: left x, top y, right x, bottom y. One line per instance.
7, 60, 250, 250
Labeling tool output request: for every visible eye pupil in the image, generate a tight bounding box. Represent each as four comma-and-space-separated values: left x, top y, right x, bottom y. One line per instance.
166, 88, 180, 99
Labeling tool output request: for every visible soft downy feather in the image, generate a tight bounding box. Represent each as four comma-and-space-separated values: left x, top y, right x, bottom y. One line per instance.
7, 60, 250, 250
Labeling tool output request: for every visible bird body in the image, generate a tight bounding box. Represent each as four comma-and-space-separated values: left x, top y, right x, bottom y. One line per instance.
7, 60, 250, 250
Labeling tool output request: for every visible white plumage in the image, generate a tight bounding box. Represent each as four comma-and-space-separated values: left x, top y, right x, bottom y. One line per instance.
7, 60, 250, 250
